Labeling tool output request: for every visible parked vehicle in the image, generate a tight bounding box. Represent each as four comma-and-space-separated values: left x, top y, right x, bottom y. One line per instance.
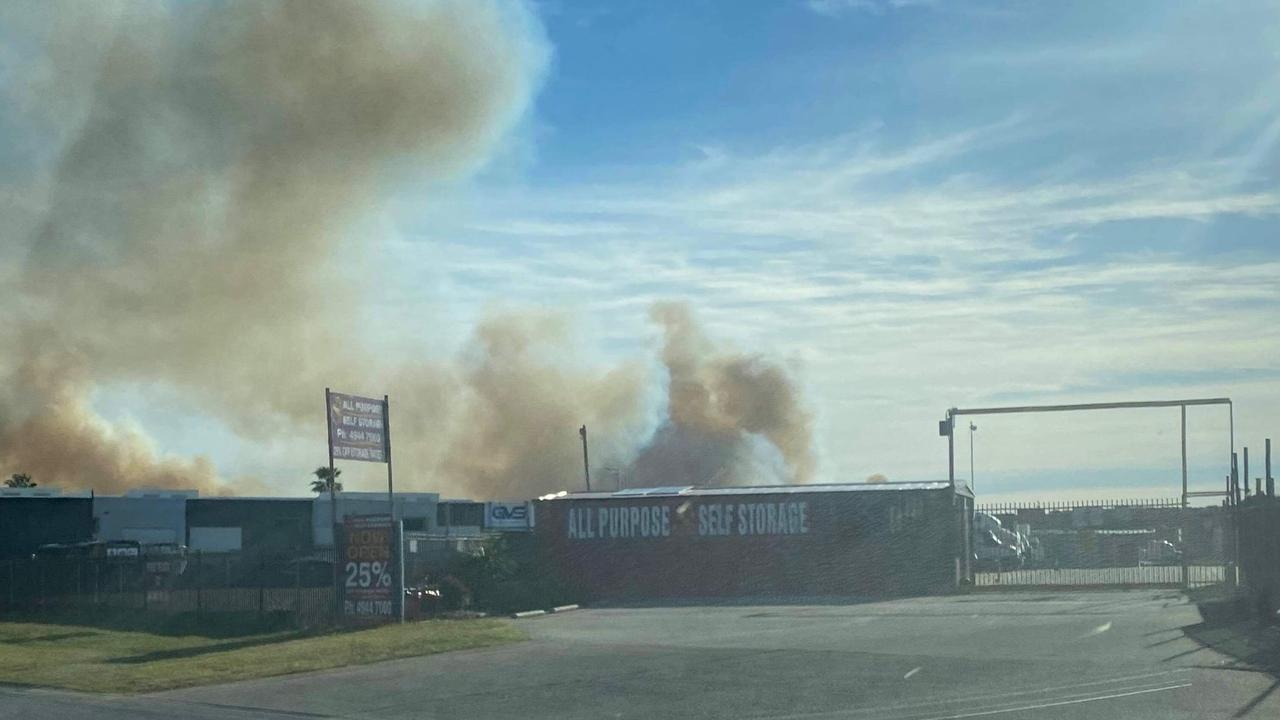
1139, 539, 1182, 566
973, 529, 1022, 572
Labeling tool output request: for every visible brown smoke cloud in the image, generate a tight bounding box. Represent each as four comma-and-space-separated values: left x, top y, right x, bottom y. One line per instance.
1, 0, 547, 494
0, 2, 815, 499
631, 303, 815, 487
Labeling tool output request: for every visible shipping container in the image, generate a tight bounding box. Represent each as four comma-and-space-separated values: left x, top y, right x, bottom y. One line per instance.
535, 482, 973, 602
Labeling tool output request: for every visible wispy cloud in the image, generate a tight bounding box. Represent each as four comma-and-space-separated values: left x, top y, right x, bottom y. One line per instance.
391, 103, 1280, 489
806, 0, 938, 17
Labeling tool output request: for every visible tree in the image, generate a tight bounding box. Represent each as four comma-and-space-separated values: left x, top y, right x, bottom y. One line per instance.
4, 473, 35, 488
310, 466, 342, 494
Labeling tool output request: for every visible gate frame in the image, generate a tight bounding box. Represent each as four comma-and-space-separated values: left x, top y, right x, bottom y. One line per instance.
940, 397, 1235, 588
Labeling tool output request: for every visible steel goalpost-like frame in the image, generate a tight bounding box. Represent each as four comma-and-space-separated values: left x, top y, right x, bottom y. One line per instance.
940, 397, 1235, 588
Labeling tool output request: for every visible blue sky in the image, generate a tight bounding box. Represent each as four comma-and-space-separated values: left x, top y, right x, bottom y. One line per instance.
385, 0, 1279, 500
8, 0, 1279, 502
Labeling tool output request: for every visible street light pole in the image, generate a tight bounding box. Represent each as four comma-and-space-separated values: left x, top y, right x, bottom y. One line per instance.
969, 422, 978, 492
579, 425, 592, 492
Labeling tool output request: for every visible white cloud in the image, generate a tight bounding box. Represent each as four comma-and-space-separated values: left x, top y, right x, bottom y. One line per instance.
388, 110, 1280, 494
806, 0, 938, 17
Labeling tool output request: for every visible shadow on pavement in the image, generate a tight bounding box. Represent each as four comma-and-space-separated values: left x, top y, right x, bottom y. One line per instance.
1177, 588, 1280, 718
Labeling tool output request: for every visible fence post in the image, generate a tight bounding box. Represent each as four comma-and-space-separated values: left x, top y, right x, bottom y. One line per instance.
294, 554, 302, 630
258, 554, 265, 622
196, 551, 203, 619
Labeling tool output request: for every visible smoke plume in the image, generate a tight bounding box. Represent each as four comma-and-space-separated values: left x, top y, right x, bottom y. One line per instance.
631, 303, 815, 487
0, 2, 815, 499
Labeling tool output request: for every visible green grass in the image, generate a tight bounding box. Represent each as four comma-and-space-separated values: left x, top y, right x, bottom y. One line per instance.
0, 614, 524, 693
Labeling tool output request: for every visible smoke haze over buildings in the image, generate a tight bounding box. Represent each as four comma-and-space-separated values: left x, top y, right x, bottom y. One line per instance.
0, 1, 815, 498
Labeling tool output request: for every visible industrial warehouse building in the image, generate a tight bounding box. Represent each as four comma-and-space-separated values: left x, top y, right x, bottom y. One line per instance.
0, 488, 94, 559
535, 482, 975, 601
0, 488, 517, 560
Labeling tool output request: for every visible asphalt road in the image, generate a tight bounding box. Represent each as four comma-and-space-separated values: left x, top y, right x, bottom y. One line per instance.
3, 590, 1277, 719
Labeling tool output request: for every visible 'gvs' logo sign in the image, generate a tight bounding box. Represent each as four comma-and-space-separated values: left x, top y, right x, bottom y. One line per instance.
485, 502, 533, 529
491, 505, 528, 521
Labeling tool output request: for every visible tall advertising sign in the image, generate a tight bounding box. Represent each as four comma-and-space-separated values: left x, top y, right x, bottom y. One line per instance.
324, 388, 401, 623
327, 392, 388, 463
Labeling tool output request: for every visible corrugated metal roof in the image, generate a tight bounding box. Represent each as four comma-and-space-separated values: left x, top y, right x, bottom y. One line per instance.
544, 481, 958, 500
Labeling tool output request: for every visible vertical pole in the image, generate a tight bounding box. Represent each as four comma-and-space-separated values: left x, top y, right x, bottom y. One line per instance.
579, 425, 592, 492
384, 395, 401, 623
1266, 438, 1273, 497
1180, 406, 1188, 506
326, 388, 340, 624
969, 423, 976, 492
1180, 405, 1188, 589
947, 410, 956, 489
1232, 452, 1240, 504
294, 552, 302, 630
1243, 447, 1250, 498
396, 520, 405, 624
384, 395, 394, 514
1230, 453, 1240, 587
258, 554, 265, 622
195, 552, 202, 618
1228, 401, 1234, 475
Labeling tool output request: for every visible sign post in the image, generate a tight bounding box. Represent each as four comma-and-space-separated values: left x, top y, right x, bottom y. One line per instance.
325, 389, 401, 623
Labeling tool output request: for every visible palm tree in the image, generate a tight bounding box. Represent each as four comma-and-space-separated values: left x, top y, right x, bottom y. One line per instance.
4, 473, 35, 488
310, 467, 342, 494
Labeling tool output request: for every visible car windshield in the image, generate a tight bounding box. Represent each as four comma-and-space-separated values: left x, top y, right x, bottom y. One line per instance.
1, 1, 1278, 719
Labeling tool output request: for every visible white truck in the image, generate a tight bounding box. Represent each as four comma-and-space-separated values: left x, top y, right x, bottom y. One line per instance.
973, 512, 1024, 571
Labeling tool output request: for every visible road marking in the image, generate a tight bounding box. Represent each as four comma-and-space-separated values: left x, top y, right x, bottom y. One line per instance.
903, 667, 921, 679
754, 669, 1191, 720
910, 683, 1192, 720
1081, 620, 1113, 637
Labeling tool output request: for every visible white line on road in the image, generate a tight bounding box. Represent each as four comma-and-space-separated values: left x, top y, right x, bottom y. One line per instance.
910, 683, 1192, 720
903, 667, 921, 680
754, 669, 1192, 720
1080, 620, 1113, 638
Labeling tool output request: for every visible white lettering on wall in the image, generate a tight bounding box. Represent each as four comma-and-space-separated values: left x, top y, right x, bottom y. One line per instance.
566, 502, 806, 540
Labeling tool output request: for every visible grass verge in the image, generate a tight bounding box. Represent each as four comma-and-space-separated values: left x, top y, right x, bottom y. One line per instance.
0, 615, 524, 693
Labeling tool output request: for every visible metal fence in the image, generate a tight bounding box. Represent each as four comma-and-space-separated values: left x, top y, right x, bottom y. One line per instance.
975, 564, 1227, 589
973, 497, 1231, 590
0, 549, 337, 627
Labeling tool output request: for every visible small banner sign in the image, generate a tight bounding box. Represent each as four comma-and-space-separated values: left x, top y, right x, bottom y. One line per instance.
340, 515, 396, 621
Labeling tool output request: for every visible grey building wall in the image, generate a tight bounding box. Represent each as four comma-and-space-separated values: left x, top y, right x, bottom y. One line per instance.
312, 492, 439, 547
93, 490, 195, 544
0, 490, 94, 559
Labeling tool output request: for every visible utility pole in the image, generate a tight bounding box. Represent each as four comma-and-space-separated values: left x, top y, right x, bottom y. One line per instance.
579, 425, 592, 492
1266, 438, 1273, 497
968, 422, 978, 492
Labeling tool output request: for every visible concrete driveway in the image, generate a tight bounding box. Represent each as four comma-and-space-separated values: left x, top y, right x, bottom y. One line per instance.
3, 590, 1277, 719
